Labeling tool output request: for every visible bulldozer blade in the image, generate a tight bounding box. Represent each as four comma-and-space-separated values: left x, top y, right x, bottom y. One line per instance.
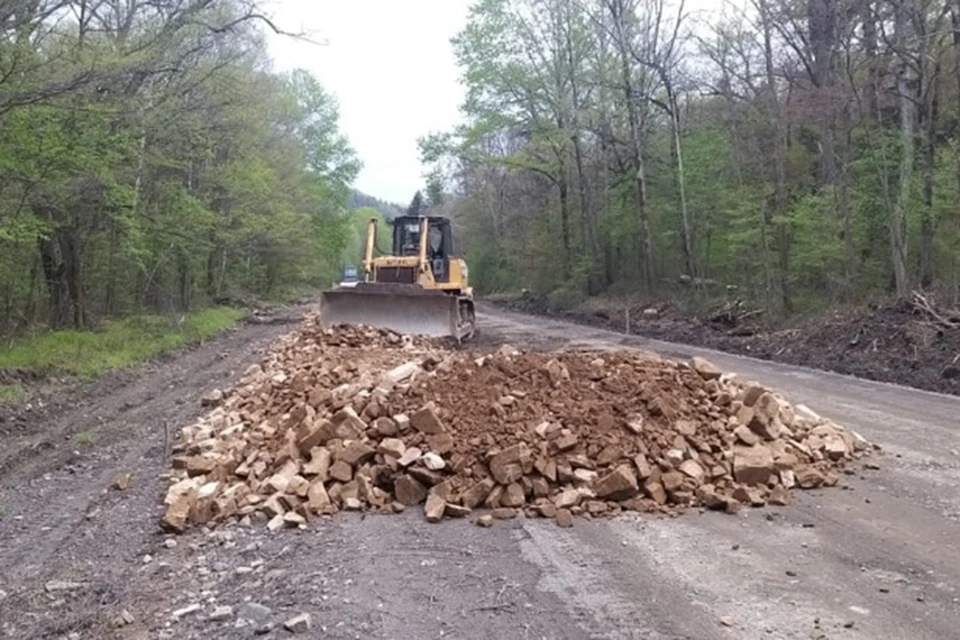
319, 285, 466, 340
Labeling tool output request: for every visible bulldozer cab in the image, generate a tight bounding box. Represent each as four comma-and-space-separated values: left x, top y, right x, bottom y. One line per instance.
392, 216, 453, 282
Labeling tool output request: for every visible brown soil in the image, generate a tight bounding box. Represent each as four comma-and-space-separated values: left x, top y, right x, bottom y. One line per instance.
493, 295, 960, 396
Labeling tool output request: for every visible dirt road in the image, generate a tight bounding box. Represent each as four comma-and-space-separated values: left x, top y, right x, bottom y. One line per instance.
1, 303, 958, 639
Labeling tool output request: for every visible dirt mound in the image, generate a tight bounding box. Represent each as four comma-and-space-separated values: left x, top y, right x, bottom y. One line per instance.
161, 318, 872, 532
495, 293, 960, 396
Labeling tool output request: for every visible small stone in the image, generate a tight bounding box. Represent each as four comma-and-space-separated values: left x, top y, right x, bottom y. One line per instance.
489, 443, 530, 484
397, 447, 423, 467
733, 445, 775, 485
201, 389, 224, 406
266, 514, 285, 532
719, 616, 735, 627
795, 466, 826, 489
329, 460, 353, 483
284, 613, 311, 633
554, 489, 583, 509
552, 433, 578, 453
624, 415, 644, 435
475, 514, 494, 527
691, 357, 722, 380
445, 503, 471, 518
461, 478, 495, 508
678, 459, 705, 482
378, 438, 406, 459
492, 507, 517, 519
421, 452, 446, 471
593, 465, 639, 500
112, 473, 132, 491
209, 605, 233, 622
733, 425, 760, 446
283, 511, 306, 527
501, 482, 526, 508
239, 602, 272, 622
173, 603, 201, 618
410, 402, 446, 434
555, 509, 574, 528
426, 432, 455, 454
768, 485, 790, 506
424, 493, 446, 522
394, 475, 428, 506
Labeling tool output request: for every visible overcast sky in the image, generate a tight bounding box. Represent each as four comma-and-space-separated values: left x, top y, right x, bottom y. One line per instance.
268, 1, 470, 205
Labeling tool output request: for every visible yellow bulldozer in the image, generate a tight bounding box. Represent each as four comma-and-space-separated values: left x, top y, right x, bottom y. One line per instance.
319, 215, 476, 340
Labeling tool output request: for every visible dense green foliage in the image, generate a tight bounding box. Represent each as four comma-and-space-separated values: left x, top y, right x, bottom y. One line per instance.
0, 1, 359, 334
0, 307, 244, 378
424, 0, 960, 313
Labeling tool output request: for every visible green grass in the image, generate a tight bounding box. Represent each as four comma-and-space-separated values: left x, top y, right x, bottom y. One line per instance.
74, 431, 96, 446
0, 307, 245, 379
0, 383, 25, 405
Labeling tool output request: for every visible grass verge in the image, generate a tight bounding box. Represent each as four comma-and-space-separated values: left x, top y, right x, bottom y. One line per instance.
0, 382, 25, 405
0, 307, 245, 379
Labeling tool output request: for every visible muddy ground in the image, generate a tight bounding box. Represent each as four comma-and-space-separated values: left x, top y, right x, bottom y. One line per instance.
1, 303, 959, 639
492, 294, 960, 397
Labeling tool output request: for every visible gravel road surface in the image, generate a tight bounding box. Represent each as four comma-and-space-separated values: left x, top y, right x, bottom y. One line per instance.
0, 303, 956, 639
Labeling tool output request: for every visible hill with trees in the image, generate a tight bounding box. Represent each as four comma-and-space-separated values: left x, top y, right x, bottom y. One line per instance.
421, 0, 960, 314
0, 0, 359, 333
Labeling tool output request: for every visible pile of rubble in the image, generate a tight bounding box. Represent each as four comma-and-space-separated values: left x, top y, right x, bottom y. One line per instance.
161, 316, 872, 532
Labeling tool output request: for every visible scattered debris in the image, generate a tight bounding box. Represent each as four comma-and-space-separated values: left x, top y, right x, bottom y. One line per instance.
283, 613, 311, 633
161, 319, 870, 531
112, 473, 132, 491
209, 605, 233, 622
44, 580, 86, 592
172, 603, 201, 618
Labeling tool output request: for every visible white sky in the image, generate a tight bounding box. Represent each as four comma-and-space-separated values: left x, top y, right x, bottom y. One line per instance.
267, 0, 471, 205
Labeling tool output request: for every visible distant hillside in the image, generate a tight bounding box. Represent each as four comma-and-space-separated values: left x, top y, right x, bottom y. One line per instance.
348, 190, 404, 220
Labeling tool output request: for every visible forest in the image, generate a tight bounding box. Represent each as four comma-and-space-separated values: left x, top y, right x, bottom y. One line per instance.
422, 0, 960, 314
0, 0, 360, 334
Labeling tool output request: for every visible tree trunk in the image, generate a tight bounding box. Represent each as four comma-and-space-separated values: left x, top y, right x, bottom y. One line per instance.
559, 175, 572, 280
610, 1, 654, 289
666, 81, 694, 279
38, 236, 68, 329
919, 63, 938, 287
759, 0, 791, 311
861, 0, 880, 121
891, 0, 915, 297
